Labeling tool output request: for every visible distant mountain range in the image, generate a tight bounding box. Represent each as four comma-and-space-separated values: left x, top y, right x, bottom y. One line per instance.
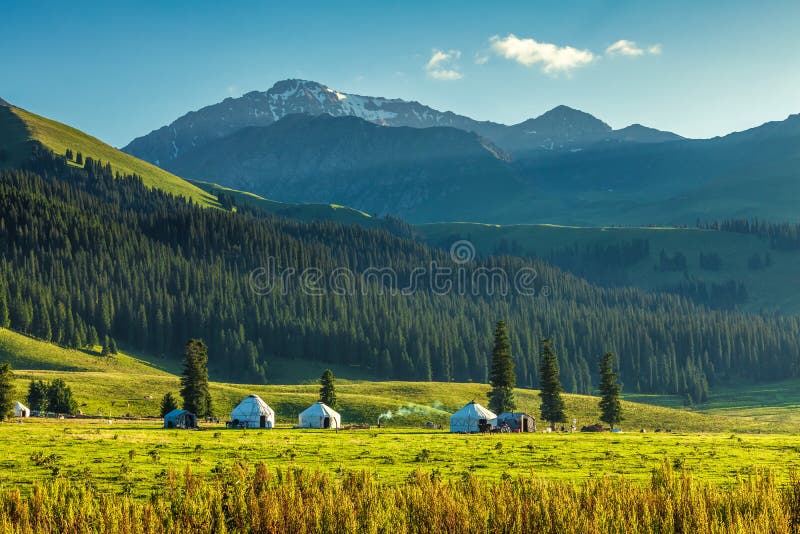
121, 80, 800, 224
123, 79, 682, 165
168, 113, 524, 221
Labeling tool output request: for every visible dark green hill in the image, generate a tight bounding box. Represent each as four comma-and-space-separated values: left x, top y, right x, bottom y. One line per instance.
2, 149, 800, 402
167, 113, 523, 222
512, 114, 800, 225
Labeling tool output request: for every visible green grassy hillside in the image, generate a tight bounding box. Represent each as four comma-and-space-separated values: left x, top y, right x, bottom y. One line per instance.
190, 180, 376, 225
418, 222, 800, 314
0, 105, 218, 207
0, 328, 788, 433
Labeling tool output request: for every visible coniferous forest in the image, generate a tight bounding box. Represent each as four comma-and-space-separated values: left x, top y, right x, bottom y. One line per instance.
1, 148, 800, 401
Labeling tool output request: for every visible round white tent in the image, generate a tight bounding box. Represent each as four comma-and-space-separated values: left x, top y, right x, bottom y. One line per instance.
13, 402, 30, 418
298, 402, 341, 429
230, 394, 275, 429
449, 400, 497, 433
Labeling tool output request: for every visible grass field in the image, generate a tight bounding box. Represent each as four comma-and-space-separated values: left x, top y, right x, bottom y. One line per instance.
0, 327, 793, 434
2, 435, 796, 533
1, 419, 799, 498
417, 222, 800, 314
0, 418, 798, 504
0, 104, 218, 207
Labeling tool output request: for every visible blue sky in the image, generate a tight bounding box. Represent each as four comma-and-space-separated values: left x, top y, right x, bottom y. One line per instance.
2, 0, 798, 147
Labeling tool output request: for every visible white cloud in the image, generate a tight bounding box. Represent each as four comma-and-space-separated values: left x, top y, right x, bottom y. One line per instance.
425, 49, 463, 80
489, 34, 595, 74
606, 40, 662, 57
474, 52, 490, 65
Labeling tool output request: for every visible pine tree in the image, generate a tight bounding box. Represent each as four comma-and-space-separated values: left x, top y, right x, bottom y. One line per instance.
26, 380, 49, 412
47, 378, 77, 414
0, 363, 14, 419
180, 339, 213, 417
75, 152, 83, 165
319, 369, 337, 407
487, 320, 516, 413
102, 335, 112, 356
539, 338, 566, 430
598, 352, 623, 429
0, 290, 8, 328
160, 392, 179, 418
109, 337, 119, 354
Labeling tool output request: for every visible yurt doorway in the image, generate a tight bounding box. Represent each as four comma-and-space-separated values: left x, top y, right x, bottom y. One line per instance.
260, 415, 267, 428
522, 418, 530, 432
323, 416, 331, 428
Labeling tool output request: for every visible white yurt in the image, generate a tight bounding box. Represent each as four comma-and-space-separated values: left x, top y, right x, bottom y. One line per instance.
230, 394, 275, 429
298, 402, 341, 429
449, 400, 497, 433
13, 402, 30, 418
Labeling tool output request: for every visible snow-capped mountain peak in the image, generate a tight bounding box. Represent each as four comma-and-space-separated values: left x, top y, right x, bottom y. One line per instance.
122, 79, 680, 166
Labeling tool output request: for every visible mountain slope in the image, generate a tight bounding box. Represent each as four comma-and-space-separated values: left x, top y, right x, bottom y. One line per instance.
190, 179, 378, 226
512, 113, 800, 225
123, 79, 681, 163
0, 104, 218, 207
168, 113, 525, 221
418, 222, 800, 314
4, 152, 800, 397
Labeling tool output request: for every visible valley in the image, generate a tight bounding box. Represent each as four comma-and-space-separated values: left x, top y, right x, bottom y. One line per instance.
2, 5, 800, 527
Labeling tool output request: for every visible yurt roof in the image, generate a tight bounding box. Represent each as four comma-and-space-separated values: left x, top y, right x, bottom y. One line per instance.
232, 394, 274, 417
164, 408, 192, 418
299, 401, 340, 418
496, 411, 534, 418
451, 400, 496, 420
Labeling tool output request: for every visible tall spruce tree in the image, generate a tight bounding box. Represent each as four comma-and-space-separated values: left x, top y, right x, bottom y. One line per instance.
160, 392, 179, 418
26, 380, 48, 412
539, 338, 566, 430
598, 352, 623, 429
319, 369, 337, 408
0, 363, 14, 419
487, 320, 516, 413
180, 339, 213, 417
0, 289, 9, 329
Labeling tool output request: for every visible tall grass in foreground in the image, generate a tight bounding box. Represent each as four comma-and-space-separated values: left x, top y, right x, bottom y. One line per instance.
0, 462, 798, 534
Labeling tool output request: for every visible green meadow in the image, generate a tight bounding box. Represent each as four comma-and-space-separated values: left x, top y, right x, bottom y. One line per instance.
0, 329, 789, 433
2, 419, 799, 498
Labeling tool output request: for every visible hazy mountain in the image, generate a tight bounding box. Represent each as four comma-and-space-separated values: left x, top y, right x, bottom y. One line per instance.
123, 79, 681, 164
512, 112, 800, 225
160, 106, 800, 225
168, 113, 525, 221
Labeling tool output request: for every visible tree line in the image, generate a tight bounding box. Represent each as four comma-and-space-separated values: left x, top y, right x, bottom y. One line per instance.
701, 219, 800, 251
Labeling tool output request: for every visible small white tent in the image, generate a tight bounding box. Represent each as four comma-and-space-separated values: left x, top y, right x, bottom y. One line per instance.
13, 402, 30, 418
298, 402, 341, 429
230, 394, 275, 429
449, 400, 497, 433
